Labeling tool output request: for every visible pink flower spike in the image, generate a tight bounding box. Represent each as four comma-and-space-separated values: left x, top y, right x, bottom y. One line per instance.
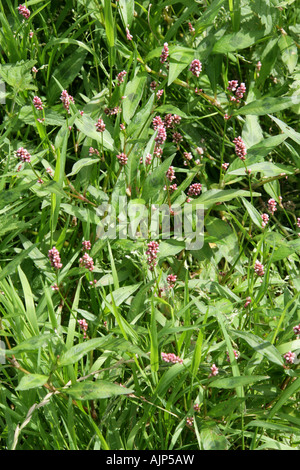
146, 241, 159, 271
167, 274, 177, 289
16, 147, 31, 163
254, 260, 265, 277
244, 296, 252, 308
79, 252, 94, 271
233, 136, 247, 160
261, 213, 269, 228
117, 70, 127, 85
161, 352, 183, 364
60, 90, 74, 114
284, 351, 296, 364
117, 152, 128, 166
82, 240, 91, 251
187, 183, 202, 197
166, 166, 176, 182
126, 26, 133, 41
209, 364, 219, 377
160, 43, 169, 64
78, 319, 88, 338
267, 198, 277, 215
33, 96, 43, 110
189, 59, 202, 77
227, 80, 239, 92
95, 118, 106, 132
293, 324, 300, 336
48, 247, 63, 269
18, 4, 30, 19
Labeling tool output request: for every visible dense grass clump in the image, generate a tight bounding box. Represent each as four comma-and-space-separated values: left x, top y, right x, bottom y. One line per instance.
0, 0, 299, 450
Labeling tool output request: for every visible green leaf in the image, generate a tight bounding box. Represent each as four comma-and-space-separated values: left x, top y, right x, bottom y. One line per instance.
67, 158, 100, 176
16, 374, 49, 391
213, 25, 265, 53
228, 161, 294, 176
58, 336, 114, 366
64, 380, 134, 400
142, 155, 175, 202
0, 245, 37, 283
268, 115, 300, 145
231, 329, 284, 366
241, 197, 263, 228
104, 0, 115, 48
279, 34, 298, 74
210, 375, 269, 389
192, 189, 261, 210
47, 50, 87, 103
0, 60, 37, 93
246, 134, 288, 159
118, 0, 134, 28
168, 48, 193, 86
7, 334, 55, 355
74, 114, 114, 151
123, 74, 147, 124
155, 105, 188, 119
200, 425, 229, 450
235, 96, 300, 116
246, 420, 300, 435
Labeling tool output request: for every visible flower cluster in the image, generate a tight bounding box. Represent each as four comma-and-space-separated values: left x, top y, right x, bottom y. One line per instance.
254, 260, 265, 277
126, 27, 133, 41
189, 59, 202, 77
117, 152, 128, 166
104, 106, 121, 116
172, 131, 183, 145
78, 319, 88, 339
46, 167, 54, 178
60, 90, 75, 114
227, 80, 246, 103
116, 70, 127, 85
152, 116, 164, 130
18, 4, 30, 19
95, 118, 106, 132
261, 213, 269, 228
183, 151, 193, 166
79, 252, 94, 271
146, 241, 159, 271
167, 274, 177, 289
156, 89, 164, 100
155, 125, 167, 146
233, 136, 247, 160
188, 22, 195, 34
209, 364, 219, 377
164, 113, 181, 129
140, 153, 152, 166
293, 324, 300, 336
16, 147, 31, 163
244, 296, 252, 308
160, 43, 169, 63
33, 96, 43, 110
89, 147, 100, 156
187, 183, 202, 197
284, 351, 296, 364
186, 417, 194, 427
267, 198, 277, 215
166, 166, 176, 182
296, 218, 300, 228
48, 247, 63, 269
226, 350, 240, 362
161, 352, 183, 364
82, 240, 91, 251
